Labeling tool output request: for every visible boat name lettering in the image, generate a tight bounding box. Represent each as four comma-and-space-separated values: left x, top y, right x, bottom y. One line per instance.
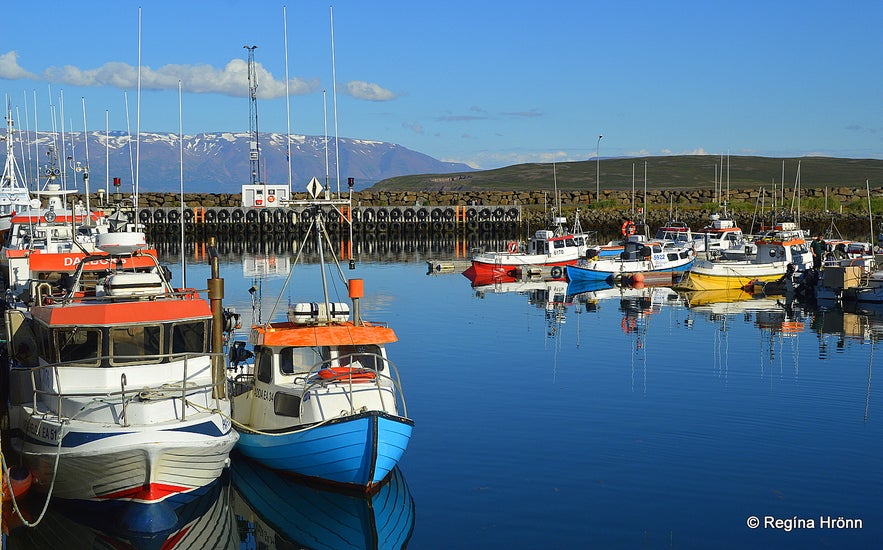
64, 257, 132, 267
255, 387, 274, 402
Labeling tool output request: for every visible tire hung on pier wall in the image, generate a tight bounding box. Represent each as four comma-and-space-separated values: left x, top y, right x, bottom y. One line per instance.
507, 207, 519, 220
167, 209, 180, 223
416, 208, 428, 221
232, 209, 245, 222
217, 208, 231, 222
245, 209, 259, 223
153, 209, 166, 222
139, 209, 152, 223
205, 209, 217, 223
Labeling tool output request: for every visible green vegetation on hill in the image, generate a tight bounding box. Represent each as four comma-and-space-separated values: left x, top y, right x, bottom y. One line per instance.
370, 155, 883, 192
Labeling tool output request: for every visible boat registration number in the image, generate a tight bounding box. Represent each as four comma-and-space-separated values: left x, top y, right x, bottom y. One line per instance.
255, 387, 274, 402
26, 418, 59, 443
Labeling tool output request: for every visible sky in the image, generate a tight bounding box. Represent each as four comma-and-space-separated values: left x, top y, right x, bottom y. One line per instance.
2, 1, 881, 171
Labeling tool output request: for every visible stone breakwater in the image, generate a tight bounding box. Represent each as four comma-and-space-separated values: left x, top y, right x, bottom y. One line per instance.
119, 186, 881, 209
87, 186, 882, 237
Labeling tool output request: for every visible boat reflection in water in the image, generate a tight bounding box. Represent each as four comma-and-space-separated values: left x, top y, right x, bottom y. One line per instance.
232, 454, 415, 550
3, 472, 237, 549
464, 267, 572, 339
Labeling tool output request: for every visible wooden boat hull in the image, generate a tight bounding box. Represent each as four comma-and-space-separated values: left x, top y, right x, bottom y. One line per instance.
235, 410, 413, 491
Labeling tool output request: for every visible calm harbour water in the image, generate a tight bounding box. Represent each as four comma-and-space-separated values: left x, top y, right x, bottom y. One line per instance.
5, 239, 883, 549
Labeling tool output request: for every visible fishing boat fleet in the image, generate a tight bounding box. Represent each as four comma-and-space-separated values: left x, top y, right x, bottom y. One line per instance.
1, 124, 414, 542
466, 206, 881, 311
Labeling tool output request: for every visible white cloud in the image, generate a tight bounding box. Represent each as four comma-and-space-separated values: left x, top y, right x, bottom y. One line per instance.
2, 53, 318, 97
338, 80, 395, 101
0, 51, 38, 80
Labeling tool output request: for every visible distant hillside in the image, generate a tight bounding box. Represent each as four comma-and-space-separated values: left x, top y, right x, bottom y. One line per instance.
370, 155, 883, 192
1, 131, 473, 193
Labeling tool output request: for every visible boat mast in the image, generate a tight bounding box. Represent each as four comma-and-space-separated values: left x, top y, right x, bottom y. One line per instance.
245, 45, 261, 186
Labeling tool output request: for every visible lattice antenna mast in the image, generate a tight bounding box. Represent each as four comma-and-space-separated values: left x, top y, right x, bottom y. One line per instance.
245, 45, 261, 185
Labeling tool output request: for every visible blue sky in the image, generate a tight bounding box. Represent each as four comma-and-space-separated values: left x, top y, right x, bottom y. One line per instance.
2, 1, 881, 170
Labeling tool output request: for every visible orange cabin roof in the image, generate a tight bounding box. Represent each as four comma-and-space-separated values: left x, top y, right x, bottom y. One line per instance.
251, 322, 398, 347
31, 297, 211, 326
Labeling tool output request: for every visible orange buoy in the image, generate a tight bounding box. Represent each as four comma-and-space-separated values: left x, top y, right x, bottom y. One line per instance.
631, 273, 645, 284
2, 465, 33, 501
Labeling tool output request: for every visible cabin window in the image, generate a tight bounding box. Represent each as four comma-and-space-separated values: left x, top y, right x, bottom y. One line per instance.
171, 320, 207, 356
338, 344, 384, 371
274, 392, 301, 417
110, 324, 162, 365
56, 327, 102, 367
553, 240, 565, 250
574, 237, 585, 246
668, 253, 679, 261
279, 346, 322, 375
564, 238, 576, 247
256, 348, 273, 383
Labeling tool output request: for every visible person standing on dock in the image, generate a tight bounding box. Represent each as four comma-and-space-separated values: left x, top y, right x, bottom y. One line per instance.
810, 234, 827, 270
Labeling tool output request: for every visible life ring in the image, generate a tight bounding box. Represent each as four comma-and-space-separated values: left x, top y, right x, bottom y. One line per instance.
318, 367, 376, 381
507, 241, 519, 254
268, 195, 276, 203
621, 220, 637, 237
621, 317, 637, 333
550, 266, 563, 278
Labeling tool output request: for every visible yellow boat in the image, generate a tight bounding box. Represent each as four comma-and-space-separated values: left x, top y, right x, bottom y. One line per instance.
675, 223, 812, 292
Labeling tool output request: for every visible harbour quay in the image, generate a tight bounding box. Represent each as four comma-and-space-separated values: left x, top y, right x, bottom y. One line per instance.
136, 203, 523, 238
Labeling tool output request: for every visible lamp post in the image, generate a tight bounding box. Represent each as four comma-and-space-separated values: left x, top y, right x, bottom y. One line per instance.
595, 135, 603, 202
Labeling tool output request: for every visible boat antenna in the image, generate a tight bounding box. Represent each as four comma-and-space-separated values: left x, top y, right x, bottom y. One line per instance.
330, 5, 341, 197
631, 162, 635, 218
323, 90, 329, 197
79, 96, 92, 221
245, 45, 261, 186
135, 7, 141, 209
178, 79, 187, 287
283, 6, 292, 196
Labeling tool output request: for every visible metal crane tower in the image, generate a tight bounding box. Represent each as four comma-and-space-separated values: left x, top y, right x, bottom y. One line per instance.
244, 45, 260, 185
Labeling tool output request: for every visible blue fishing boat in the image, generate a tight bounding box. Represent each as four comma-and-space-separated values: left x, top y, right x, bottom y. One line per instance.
232, 454, 415, 549
227, 178, 412, 492
567, 237, 695, 284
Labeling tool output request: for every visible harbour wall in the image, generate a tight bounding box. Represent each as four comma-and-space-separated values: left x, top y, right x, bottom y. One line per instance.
82, 186, 882, 239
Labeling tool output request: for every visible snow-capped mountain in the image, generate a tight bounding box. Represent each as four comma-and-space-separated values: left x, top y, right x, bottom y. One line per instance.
3, 131, 472, 192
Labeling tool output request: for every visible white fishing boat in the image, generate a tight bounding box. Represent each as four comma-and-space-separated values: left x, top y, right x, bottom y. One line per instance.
0, 145, 144, 301
692, 214, 746, 255
0, 109, 34, 240
227, 178, 412, 492
3, 232, 238, 504
675, 222, 812, 291
470, 214, 590, 279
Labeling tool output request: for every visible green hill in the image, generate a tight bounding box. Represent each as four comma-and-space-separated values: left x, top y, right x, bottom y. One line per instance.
369, 155, 883, 192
